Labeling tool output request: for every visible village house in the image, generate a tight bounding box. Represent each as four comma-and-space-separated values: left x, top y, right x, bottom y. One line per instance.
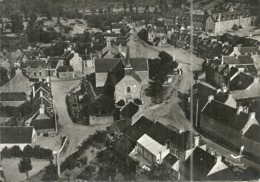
205, 9, 256, 34
200, 97, 258, 149
46, 57, 64, 77
21, 60, 48, 78
163, 153, 180, 180
188, 81, 237, 127
242, 124, 260, 160
107, 119, 132, 139
124, 116, 154, 143
0, 126, 37, 151
24, 82, 56, 136
177, 13, 206, 31
166, 25, 180, 40
184, 147, 229, 180
145, 122, 207, 162
111, 23, 127, 33
148, 26, 167, 45
0, 92, 28, 107
0, 68, 31, 97
63, 47, 83, 74
114, 101, 139, 122
57, 66, 75, 79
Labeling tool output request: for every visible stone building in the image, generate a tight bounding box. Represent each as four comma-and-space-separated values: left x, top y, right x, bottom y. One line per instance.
114, 47, 142, 103
205, 9, 256, 34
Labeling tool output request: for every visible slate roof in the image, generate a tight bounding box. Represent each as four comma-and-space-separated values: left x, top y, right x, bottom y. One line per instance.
223, 55, 254, 65
95, 58, 148, 73
57, 66, 74, 72
111, 23, 126, 29
33, 82, 51, 93
240, 47, 258, 55
163, 153, 179, 166
229, 72, 254, 91
191, 82, 231, 111
63, 50, 71, 57
0, 92, 27, 101
236, 65, 258, 75
124, 116, 154, 142
229, 67, 239, 78
222, 45, 234, 56
0, 126, 34, 143
109, 119, 131, 134
21, 60, 47, 69
31, 117, 55, 131
202, 100, 250, 131
145, 122, 192, 151
120, 101, 139, 119
185, 147, 216, 176
244, 124, 260, 143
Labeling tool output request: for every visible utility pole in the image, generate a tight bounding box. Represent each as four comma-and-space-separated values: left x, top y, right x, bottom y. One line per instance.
0, 0, 3, 52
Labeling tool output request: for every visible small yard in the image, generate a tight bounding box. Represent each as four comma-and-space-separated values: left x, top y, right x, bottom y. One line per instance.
2, 158, 50, 181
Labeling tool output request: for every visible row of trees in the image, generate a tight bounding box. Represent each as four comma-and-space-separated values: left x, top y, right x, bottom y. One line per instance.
1, 145, 53, 160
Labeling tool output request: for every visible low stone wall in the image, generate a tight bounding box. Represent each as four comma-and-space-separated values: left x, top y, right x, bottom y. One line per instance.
89, 116, 113, 126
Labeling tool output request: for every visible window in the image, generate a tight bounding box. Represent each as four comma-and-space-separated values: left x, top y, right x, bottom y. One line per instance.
127, 87, 131, 93
34, 72, 37, 76
39, 72, 42, 76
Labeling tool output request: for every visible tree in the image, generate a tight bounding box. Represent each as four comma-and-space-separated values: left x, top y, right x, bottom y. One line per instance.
129, 4, 134, 14
123, 2, 128, 13
137, 28, 148, 42
154, 6, 158, 13
11, 14, 24, 33
149, 163, 173, 180
23, 145, 33, 158
90, 7, 96, 15
42, 163, 59, 181
135, 6, 138, 14
18, 157, 33, 179
158, 51, 173, 65
145, 5, 150, 13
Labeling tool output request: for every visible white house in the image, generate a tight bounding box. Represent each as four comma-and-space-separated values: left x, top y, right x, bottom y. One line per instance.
0, 127, 37, 151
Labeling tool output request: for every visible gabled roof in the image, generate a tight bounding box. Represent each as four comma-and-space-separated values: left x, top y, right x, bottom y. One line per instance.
137, 134, 169, 156
109, 119, 131, 134
244, 124, 260, 143
145, 122, 192, 151
57, 66, 74, 72
0, 126, 34, 144
124, 116, 154, 142
163, 153, 179, 166
229, 72, 254, 91
185, 147, 217, 177
31, 117, 55, 131
202, 100, 250, 131
0, 92, 27, 101
95, 58, 148, 73
191, 82, 231, 110
222, 44, 234, 56
21, 60, 47, 68
240, 47, 258, 55
120, 101, 139, 119
33, 82, 51, 93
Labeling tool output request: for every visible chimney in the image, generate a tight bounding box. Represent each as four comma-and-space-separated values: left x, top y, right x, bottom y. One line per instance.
32, 86, 36, 97
118, 44, 122, 53
40, 90, 43, 97
249, 112, 255, 120
237, 106, 243, 115
39, 104, 45, 114
208, 95, 214, 102
194, 135, 200, 147
215, 155, 222, 162
243, 106, 249, 113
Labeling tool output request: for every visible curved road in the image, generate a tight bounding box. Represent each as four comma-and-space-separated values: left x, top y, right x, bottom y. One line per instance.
51, 79, 109, 160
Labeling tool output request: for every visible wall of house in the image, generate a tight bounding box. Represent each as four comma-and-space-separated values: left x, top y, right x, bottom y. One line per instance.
215, 17, 254, 34
58, 71, 74, 79
26, 68, 47, 78
242, 137, 260, 159
200, 114, 242, 148
70, 53, 83, 73
206, 17, 215, 33
95, 73, 108, 87
137, 143, 156, 164
0, 143, 30, 151
115, 76, 142, 103
0, 100, 26, 107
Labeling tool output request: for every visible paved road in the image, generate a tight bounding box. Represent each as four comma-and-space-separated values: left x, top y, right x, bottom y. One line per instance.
51, 79, 109, 161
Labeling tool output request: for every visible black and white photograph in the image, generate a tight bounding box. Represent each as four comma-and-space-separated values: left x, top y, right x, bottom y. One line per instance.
0, 0, 260, 181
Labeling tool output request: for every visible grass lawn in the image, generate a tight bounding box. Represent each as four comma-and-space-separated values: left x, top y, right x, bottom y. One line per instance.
2, 158, 50, 181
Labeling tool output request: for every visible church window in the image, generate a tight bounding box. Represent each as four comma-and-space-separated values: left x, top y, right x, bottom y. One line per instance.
127, 87, 131, 93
